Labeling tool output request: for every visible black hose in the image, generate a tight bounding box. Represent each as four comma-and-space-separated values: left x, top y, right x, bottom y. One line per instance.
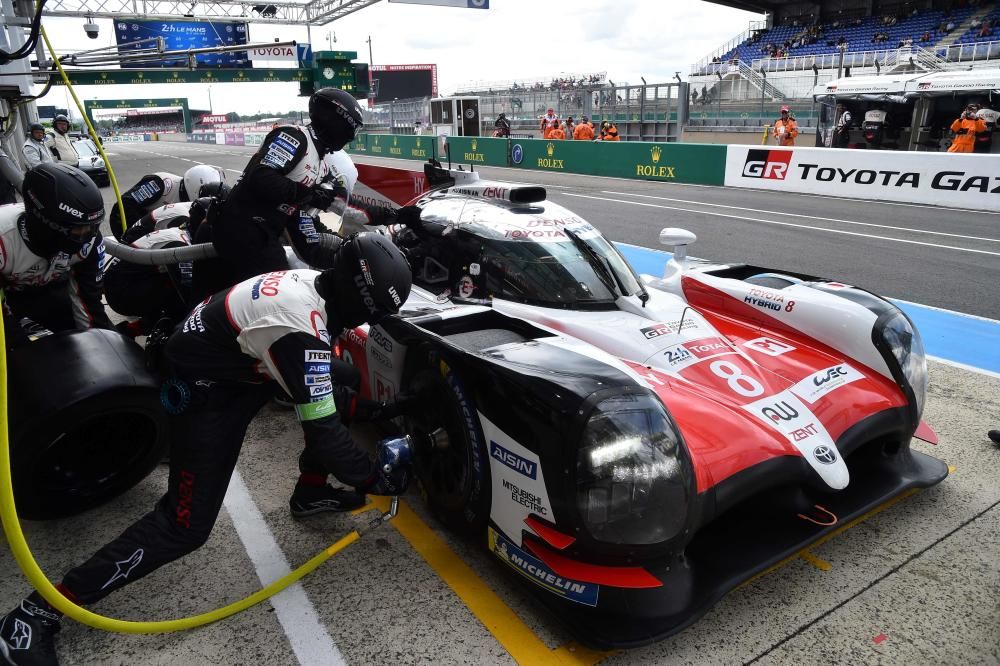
0, 0, 47, 65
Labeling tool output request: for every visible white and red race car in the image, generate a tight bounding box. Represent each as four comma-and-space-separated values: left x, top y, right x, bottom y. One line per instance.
338, 161, 947, 648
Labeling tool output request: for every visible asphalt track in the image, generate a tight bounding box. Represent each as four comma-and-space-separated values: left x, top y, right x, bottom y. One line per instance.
0, 140, 997, 665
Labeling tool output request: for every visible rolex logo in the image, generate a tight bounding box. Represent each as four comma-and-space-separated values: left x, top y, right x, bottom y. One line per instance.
393, 136, 398, 146
374, 136, 379, 145
651, 146, 662, 163
471, 139, 478, 150
546, 142, 555, 157
416, 137, 421, 147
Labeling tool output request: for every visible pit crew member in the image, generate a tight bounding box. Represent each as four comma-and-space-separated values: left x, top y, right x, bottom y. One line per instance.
108, 164, 224, 241
0, 233, 414, 665
21, 124, 53, 169
208, 88, 397, 294
772, 105, 798, 146
0, 163, 111, 349
46, 115, 79, 164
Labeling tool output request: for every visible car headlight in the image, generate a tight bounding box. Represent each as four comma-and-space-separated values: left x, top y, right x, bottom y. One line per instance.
878, 310, 928, 420
576, 393, 692, 546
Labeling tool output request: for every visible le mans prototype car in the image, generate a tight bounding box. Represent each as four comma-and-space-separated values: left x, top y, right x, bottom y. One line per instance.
336, 161, 948, 648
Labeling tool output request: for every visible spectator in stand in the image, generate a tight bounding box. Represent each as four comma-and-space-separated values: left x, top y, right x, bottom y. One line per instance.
772, 105, 799, 146
603, 123, 620, 141
920, 30, 932, 43
948, 104, 987, 153
980, 21, 993, 38
549, 120, 566, 140
564, 116, 575, 140
573, 116, 595, 141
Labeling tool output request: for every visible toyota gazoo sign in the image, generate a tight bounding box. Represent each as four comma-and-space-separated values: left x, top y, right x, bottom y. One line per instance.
725, 145, 1000, 212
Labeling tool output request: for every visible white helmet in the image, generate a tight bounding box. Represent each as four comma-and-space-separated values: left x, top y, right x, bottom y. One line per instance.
182, 164, 224, 201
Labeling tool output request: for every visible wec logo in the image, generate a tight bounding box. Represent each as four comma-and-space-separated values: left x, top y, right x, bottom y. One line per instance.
742, 149, 792, 180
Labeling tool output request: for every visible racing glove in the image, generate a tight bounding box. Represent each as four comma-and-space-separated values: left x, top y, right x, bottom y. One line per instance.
304, 186, 340, 212
395, 205, 423, 230
359, 464, 410, 496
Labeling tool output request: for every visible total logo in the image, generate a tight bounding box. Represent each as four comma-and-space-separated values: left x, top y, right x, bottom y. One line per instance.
742, 149, 792, 180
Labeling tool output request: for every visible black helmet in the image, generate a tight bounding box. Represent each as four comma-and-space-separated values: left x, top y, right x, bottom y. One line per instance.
28, 123, 44, 135
309, 87, 364, 151
53, 114, 70, 133
316, 232, 411, 330
22, 163, 105, 255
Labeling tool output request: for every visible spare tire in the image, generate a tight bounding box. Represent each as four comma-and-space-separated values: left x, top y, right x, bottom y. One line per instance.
7, 328, 168, 520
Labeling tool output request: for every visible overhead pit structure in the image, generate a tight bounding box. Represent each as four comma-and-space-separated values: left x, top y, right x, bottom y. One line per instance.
42, 0, 381, 25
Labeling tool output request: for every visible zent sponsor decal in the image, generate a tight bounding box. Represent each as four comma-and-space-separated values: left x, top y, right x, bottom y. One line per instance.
490, 440, 537, 479
744, 337, 796, 357
489, 528, 599, 607
791, 363, 865, 404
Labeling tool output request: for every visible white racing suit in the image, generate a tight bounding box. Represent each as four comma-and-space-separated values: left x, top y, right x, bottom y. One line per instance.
0, 203, 110, 346
59, 269, 378, 604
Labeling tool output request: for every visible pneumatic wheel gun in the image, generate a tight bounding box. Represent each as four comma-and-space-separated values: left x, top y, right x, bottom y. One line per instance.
362, 435, 413, 532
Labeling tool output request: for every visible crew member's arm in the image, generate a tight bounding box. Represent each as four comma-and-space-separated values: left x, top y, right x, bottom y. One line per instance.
22, 143, 42, 168
68, 234, 113, 329
240, 127, 311, 208
789, 121, 799, 140
263, 332, 376, 487
951, 118, 964, 133
284, 211, 343, 269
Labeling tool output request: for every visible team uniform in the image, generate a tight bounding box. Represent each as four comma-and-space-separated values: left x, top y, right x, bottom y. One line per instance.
0, 203, 110, 346
58, 269, 382, 604
108, 172, 183, 241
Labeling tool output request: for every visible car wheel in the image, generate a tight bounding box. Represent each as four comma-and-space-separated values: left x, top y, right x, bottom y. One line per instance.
403, 350, 490, 535
7, 329, 168, 520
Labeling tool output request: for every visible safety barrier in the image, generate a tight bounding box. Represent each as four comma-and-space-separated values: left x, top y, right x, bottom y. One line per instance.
187, 130, 268, 146
724, 145, 1000, 212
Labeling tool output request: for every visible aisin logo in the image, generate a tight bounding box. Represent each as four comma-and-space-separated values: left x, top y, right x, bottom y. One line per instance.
650, 145, 662, 163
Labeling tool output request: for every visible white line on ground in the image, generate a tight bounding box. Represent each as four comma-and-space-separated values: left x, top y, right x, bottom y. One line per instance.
599, 191, 1000, 244
927, 355, 1000, 380
563, 192, 1000, 258
223, 470, 345, 666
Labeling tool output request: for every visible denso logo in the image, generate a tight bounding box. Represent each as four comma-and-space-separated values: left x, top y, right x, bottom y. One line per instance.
742, 149, 792, 180
490, 441, 537, 479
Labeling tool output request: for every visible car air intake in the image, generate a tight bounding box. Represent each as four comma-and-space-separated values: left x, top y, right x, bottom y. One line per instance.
448, 181, 546, 204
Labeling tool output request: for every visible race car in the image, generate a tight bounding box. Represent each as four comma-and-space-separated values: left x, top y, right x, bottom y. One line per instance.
338, 161, 948, 648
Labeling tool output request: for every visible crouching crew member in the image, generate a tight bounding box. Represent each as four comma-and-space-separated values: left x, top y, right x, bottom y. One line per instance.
0, 232, 414, 665
0, 163, 111, 348
109, 165, 224, 241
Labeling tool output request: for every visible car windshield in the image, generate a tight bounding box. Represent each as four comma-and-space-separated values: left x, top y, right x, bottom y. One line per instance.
479, 231, 641, 308
74, 140, 96, 157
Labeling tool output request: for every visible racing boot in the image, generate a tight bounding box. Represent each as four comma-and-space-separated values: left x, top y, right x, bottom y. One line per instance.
0, 593, 61, 666
290, 475, 366, 517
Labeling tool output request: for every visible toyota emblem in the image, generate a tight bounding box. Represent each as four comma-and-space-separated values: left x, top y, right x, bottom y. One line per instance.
813, 445, 837, 465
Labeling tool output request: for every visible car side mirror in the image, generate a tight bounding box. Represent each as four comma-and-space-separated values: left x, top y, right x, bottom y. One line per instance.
658, 227, 697, 262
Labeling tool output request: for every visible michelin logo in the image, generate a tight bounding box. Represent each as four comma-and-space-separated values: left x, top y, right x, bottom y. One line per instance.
489, 529, 598, 607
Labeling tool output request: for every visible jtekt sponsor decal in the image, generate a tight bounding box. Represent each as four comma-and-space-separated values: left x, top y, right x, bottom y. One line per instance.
742, 149, 792, 180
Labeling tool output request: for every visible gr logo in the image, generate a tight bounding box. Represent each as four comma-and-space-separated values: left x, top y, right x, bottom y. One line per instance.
743, 149, 792, 180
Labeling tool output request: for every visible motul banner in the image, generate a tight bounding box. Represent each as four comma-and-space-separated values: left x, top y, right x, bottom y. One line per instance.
725, 145, 1000, 212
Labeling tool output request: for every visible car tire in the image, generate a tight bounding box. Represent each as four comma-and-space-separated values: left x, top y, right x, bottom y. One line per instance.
403, 349, 490, 535
7, 329, 168, 520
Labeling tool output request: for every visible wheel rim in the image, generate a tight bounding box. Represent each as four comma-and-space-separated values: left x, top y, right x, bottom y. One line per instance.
31, 411, 159, 502
408, 378, 472, 506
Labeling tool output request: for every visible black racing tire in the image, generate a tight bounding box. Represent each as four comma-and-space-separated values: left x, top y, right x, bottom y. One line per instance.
7, 328, 168, 520
403, 349, 490, 535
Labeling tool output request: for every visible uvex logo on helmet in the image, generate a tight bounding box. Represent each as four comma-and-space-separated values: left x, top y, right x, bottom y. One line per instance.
353, 273, 380, 315
59, 202, 85, 219
335, 103, 361, 130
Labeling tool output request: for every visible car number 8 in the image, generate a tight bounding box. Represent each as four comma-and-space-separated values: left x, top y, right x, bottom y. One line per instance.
710, 360, 764, 397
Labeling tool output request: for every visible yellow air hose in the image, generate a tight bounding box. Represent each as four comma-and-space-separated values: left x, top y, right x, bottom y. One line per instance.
0, 22, 381, 635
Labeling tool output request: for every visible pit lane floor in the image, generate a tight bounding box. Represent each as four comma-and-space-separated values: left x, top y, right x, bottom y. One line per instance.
0, 142, 995, 665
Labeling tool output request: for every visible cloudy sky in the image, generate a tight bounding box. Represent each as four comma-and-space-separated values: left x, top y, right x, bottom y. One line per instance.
38, 1, 761, 117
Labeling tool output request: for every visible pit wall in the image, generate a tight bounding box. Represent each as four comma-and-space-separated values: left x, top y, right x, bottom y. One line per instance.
185, 131, 1000, 212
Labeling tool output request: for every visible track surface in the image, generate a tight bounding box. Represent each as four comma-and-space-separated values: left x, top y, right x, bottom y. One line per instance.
0, 140, 997, 665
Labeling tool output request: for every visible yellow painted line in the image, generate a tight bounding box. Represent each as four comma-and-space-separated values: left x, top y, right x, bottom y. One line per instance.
365, 497, 614, 665
798, 550, 832, 571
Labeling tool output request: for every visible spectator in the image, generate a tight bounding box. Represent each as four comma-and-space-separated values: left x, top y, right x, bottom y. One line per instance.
549, 120, 566, 140
920, 30, 932, 43
772, 105, 799, 146
565, 116, 575, 139
493, 112, 511, 138
573, 116, 595, 141
948, 104, 987, 153
980, 22, 992, 38
540, 107, 558, 138
22, 123, 52, 168
603, 123, 620, 141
